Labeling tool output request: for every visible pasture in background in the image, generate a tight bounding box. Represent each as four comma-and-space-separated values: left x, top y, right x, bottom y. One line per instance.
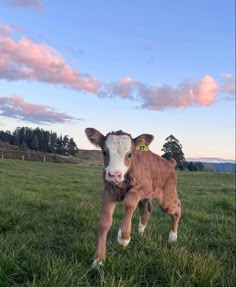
0, 160, 235, 287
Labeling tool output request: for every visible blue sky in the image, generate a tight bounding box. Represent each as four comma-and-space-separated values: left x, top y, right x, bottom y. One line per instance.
0, 0, 235, 161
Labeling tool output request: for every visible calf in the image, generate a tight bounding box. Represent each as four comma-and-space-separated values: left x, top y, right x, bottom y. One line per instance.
85, 128, 181, 267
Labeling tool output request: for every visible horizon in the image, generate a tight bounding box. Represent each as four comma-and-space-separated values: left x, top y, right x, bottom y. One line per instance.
0, 0, 235, 161
0, 126, 235, 164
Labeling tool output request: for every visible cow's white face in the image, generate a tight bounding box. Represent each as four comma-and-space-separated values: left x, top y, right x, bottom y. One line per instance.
85, 127, 154, 184
104, 134, 132, 183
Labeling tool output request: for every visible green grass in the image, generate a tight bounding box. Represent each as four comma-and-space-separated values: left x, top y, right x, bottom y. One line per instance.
0, 160, 235, 287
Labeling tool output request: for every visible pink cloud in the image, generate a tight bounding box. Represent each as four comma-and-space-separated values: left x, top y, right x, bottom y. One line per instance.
111, 77, 138, 98
0, 94, 80, 124
100, 77, 138, 98
0, 24, 99, 93
220, 73, 235, 98
191, 75, 219, 106
0, 23, 12, 37
3, 0, 44, 11
106, 75, 220, 110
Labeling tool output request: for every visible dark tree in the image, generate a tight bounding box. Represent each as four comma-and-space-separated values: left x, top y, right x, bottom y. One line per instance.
195, 162, 205, 171
0, 130, 14, 143
25, 128, 33, 149
68, 138, 79, 155
13, 127, 21, 146
56, 135, 64, 155
187, 161, 196, 171
0, 127, 79, 156
162, 135, 185, 169
32, 131, 39, 151
187, 161, 205, 171
48, 132, 58, 153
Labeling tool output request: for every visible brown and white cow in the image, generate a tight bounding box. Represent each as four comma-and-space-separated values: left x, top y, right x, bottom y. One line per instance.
85, 128, 181, 267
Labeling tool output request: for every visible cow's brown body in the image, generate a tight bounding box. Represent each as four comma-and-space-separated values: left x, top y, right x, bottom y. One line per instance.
85, 128, 181, 267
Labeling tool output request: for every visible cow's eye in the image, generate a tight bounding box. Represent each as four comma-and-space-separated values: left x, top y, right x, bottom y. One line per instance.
127, 153, 133, 158
102, 150, 107, 156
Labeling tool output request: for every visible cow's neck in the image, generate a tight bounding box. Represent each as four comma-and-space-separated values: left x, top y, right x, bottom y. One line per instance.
105, 173, 135, 201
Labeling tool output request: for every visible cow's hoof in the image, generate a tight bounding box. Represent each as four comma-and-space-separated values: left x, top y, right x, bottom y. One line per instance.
138, 218, 146, 235
92, 258, 104, 269
168, 230, 177, 242
117, 229, 130, 248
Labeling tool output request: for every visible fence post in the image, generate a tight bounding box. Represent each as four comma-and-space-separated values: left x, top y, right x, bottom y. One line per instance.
22, 154, 25, 161
43, 155, 46, 162
1, 154, 3, 159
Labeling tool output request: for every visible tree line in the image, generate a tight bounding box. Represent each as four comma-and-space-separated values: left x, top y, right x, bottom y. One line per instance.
0, 127, 78, 156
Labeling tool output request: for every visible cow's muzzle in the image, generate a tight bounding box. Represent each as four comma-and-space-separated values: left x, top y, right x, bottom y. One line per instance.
106, 170, 123, 184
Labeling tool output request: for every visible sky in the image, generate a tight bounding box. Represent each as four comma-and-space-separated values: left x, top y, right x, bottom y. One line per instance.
0, 0, 235, 162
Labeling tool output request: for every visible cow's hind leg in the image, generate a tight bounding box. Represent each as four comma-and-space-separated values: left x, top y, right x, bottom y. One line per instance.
138, 199, 152, 235
160, 198, 181, 242
168, 199, 181, 242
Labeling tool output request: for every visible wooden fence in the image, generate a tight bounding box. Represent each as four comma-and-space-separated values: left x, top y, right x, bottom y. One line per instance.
0, 149, 81, 164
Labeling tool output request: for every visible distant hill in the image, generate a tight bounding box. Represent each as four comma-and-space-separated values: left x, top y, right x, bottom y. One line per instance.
203, 162, 236, 172
0, 140, 102, 165
76, 149, 102, 165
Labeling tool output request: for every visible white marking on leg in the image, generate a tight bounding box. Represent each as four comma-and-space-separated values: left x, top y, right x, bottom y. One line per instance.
117, 229, 130, 247
138, 217, 146, 235
92, 258, 104, 269
168, 230, 177, 242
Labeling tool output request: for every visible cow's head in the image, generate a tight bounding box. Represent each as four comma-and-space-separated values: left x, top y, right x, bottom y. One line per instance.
85, 128, 154, 184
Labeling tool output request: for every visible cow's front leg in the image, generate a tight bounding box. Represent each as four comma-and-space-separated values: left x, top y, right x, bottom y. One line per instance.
117, 191, 140, 248
93, 191, 116, 268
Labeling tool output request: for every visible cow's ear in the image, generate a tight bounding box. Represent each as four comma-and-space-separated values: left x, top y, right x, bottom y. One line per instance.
133, 134, 154, 147
85, 128, 105, 148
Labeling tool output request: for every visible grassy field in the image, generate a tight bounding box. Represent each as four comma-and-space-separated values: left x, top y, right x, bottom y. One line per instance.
0, 160, 235, 287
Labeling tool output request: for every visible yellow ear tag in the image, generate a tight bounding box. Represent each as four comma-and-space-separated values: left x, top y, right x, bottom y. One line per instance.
136, 139, 149, 151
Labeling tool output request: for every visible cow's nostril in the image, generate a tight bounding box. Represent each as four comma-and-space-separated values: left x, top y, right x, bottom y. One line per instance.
108, 171, 122, 182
